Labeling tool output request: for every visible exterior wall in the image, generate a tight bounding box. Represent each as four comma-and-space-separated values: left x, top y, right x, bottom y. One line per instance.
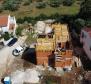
1, 26, 8, 32
83, 41, 91, 60
8, 15, 17, 35
13, 17, 17, 35
55, 59, 72, 68
80, 30, 91, 60
55, 50, 73, 68
36, 51, 52, 65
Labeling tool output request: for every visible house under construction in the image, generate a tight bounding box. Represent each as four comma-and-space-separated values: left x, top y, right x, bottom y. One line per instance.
35, 23, 73, 69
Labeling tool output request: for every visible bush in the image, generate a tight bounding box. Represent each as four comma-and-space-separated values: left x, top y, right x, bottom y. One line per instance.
49, 0, 61, 7
3, 0, 20, 11
24, 17, 33, 23
16, 27, 23, 36
63, 0, 74, 6
0, 6, 3, 13
23, 1, 30, 6
35, 14, 48, 20
36, 0, 43, 2
17, 18, 24, 24
36, 2, 46, 9
74, 18, 85, 33
23, 0, 32, 6
3, 32, 10, 41
86, 20, 91, 27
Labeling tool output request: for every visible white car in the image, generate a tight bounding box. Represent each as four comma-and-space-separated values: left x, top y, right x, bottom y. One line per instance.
12, 46, 24, 56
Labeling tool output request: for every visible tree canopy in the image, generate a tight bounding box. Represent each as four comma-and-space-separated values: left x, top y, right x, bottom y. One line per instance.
80, 0, 91, 19
49, 0, 62, 7
3, 0, 21, 11
74, 18, 85, 33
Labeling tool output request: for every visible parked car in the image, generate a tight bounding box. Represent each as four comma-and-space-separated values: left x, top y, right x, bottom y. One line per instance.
7, 38, 17, 47
12, 46, 25, 56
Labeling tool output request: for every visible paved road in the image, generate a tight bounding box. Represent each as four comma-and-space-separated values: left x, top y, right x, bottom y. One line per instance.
0, 36, 27, 78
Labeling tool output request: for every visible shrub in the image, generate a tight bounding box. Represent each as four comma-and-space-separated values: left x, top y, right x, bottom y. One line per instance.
3, 32, 10, 41
3, 0, 20, 11
63, 0, 74, 6
16, 27, 23, 36
49, 0, 61, 7
0, 5, 3, 13
23, 0, 32, 6
74, 18, 85, 33
36, 2, 46, 9
17, 18, 24, 24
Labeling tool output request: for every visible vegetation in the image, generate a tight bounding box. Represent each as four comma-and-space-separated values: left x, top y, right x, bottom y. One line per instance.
16, 27, 23, 36
36, 2, 46, 9
0, 0, 80, 18
49, 0, 61, 7
3, 0, 21, 11
74, 18, 85, 33
25, 32, 36, 45
80, 0, 91, 19
0, 6, 3, 13
23, 0, 32, 6
3, 32, 10, 41
63, 0, 75, 6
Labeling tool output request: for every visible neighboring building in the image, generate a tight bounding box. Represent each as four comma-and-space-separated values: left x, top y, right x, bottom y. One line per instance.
80, 28, 91, 60
0, 15, 16, 36
36, 23, 73, 69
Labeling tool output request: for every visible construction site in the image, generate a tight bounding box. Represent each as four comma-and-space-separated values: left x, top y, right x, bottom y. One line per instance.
0, 21, 85, 84
36, 23, 73, 70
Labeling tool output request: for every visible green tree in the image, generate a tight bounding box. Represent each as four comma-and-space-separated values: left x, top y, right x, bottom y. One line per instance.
80, 0, 91, 18
16, 27, 23, 36
86, 20, 91, 27
74, 18, 85, 33
17, 18, 24, 24
63, 0, 75, 6
36, 2, 46, 9
23, 0, 32, 6
0, 5, 3, 13
3, 0, 20, 11
49, 0, 61, 7
3, 32, 10, 41
36, 0, 43, 2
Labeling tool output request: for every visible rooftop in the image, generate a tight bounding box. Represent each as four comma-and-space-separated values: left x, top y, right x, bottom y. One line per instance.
0, 15, 8, 27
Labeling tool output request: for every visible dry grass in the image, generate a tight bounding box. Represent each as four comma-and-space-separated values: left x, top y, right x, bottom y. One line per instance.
0, 1, 80, 19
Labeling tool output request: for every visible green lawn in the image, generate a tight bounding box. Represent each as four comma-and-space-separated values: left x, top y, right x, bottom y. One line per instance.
0, 1, 80, 19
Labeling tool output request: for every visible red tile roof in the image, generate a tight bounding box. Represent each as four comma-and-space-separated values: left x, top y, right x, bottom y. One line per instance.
0, 16, 8, 27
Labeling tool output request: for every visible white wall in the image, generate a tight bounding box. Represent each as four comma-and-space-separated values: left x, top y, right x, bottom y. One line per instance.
2, 26, 8, 32
80, 30, 91, 60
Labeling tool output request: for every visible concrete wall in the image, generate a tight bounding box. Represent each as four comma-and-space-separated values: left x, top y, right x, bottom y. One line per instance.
36, 51, 52, 65
80, 30, 91, 60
